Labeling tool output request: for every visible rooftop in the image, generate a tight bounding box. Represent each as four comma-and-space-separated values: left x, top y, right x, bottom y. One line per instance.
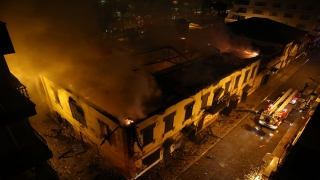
226, 17, 309, 45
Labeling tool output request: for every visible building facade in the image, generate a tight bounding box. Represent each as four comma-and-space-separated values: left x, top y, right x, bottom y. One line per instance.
225, 0, 320, 35
0, 21, 58, 179
226, 17, 309, 86
38, 51, 261, 179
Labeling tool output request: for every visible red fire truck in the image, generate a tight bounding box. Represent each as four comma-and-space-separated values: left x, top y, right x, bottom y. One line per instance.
259, 89, 299, 130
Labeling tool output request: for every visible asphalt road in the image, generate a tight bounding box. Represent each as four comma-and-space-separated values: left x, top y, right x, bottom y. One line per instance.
176, 50, 320, 180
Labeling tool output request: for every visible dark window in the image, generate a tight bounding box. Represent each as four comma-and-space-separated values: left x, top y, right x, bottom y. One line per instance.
282, 22, 290, 25
284, 13, 293, 18
201, 93, 210, 108
142, 149, 160, 166
304, 5, 313, 11
224, 81, 231, 95
300, 15, 310, 20
254, 1, 266, 6
287, 4, 297, 9
243, 70, 250, 84
269, 12, 277, 16
296, 24, 306, 29
184, 102, 195, 120
272, 3, 281, 8
232, 15, 246, 20
235, 0, 249, 5
140, 123, 156, 146
164, 112, 176, 133
234, 75, 241, 89
250, 66, 257, 79
51, 87, 60, 105
97, 119, 117, 146
68, 97, 86, 126
236, 8, 247, 13
253, 9, 263, 14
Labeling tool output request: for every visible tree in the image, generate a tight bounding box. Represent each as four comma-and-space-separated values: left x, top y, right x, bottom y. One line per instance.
211, 1, 228, 19
201, 0, 211, 16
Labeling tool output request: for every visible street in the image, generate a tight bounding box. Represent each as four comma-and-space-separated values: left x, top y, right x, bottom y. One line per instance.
175, 49, 320, 180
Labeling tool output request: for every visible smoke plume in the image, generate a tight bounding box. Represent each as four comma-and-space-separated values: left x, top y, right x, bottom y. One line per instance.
0, 0, 160, 122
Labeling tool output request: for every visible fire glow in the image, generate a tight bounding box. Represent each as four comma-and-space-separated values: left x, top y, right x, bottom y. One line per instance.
244, 50, 259, 57
124, 118, 134, 126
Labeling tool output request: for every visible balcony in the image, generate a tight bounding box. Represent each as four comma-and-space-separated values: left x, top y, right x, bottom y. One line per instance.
0, 125, 53, 178
0, 74, 36, 126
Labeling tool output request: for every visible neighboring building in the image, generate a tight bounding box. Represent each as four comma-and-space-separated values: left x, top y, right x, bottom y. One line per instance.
38, 46, 261, 179
225, 0, 320, 35
0, 22, 58, 179
227, 17, 309, 85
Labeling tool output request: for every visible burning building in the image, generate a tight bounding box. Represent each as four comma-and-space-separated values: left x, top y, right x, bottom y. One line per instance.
37, 44, 261, 179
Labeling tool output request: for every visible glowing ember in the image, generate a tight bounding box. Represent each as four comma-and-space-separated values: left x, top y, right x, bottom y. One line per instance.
124, 118, 134, 126
244, 50, 259, 57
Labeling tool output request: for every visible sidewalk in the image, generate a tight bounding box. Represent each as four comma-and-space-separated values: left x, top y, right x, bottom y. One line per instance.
138, 54, 310, 180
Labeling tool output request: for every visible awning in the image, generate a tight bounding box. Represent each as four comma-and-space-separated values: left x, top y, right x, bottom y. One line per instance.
230, 94, 240, 100
207, 100, 227, 115
243, 84, 252, 92
163, 138, 176, 147
270, 67, 279, 72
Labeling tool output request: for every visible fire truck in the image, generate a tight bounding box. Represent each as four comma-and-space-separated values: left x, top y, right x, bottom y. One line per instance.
259, 89, 299, 130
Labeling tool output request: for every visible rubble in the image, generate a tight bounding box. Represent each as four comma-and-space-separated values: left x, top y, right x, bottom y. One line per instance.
30, 114, 126, 180
138, 110, 249, 180
29, 107, 249, 180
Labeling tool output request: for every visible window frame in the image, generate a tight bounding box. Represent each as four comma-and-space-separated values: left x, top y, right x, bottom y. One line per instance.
184, 101, 195, 121
163, 112, 176, 134
252, 9, 263, 14
250, 65, 257, 79
272, 2, 281, 8
68, 97, 87, 127
254, 1, 267, 6
304, 5, 313, 11
97, 119, 117, 147
269, 11, 278, 17
224, 81, 231, 95
234, 75, 241, 89
299, 14, 310, 20
287, 4, 297, 9
140, 123, 156, 147
201, 93, 210, 109
232, 14, 246, 20
296, 24, 306, 29
284, 13, 293, 18
243, 70, 250, 84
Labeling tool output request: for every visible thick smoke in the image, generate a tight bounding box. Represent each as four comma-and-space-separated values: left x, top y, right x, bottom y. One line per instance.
185, 20, 258, 58
0, 0, 161, 122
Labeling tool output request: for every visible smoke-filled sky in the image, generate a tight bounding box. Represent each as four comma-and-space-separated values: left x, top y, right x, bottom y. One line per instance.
0, 0, 257, 122
0, 0, 161, 121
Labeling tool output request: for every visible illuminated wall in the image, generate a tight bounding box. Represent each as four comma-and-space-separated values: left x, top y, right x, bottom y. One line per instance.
38, 58, 261, 179
225, 0, 320, 35
38, 76, 130, 177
